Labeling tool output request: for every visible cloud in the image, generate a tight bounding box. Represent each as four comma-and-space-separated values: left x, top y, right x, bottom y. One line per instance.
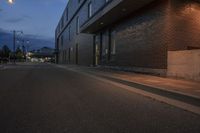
36, 0, 68, 6
4, 15, 31, 23
0, 0, 68, 39
5, 18, 24, 23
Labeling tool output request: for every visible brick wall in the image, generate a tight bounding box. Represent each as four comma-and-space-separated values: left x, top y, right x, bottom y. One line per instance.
100, 0, 200, 70
56, 0, 200, 71
56, 0, 108, 65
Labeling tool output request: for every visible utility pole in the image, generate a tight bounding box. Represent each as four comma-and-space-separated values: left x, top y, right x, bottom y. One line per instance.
12, 30, 23, 64
26, 40, 30, 62
13, 30, 16, 64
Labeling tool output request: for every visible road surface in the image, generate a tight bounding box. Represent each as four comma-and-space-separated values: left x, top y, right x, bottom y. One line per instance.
0, 64, 200, 133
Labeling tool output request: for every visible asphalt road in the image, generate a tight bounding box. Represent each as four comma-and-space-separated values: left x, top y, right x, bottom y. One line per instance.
0, 64, 200, 133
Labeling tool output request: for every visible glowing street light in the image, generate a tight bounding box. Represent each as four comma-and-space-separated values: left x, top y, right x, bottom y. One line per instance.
8, 0, 14, 4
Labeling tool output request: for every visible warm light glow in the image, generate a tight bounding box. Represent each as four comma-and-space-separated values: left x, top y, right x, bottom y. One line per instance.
8, 0, 14, 4
182, 3, 200, 25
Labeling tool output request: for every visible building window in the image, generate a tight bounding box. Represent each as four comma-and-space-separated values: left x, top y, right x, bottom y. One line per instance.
88, 2, 92, 18
76, 16, 80, 34
59, 23, 62, 31
66, 8, 68, 21
61, 35, 64, 49
69, 26, 71, 41
57, 27, 59, 34
111, 30, 116, 55
61, 16, 64, 28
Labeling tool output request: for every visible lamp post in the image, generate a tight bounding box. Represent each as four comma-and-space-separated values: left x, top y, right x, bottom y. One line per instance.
13, 30, 23, 64
25, 40, 30, 62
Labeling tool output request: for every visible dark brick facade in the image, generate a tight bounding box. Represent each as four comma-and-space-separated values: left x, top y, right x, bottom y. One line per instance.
56, 0, 200, 73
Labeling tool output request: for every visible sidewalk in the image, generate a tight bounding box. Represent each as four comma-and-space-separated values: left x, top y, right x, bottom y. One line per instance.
63, 65, 200, 99
94, 68, 200, 98
0, 62, 44, 70
0, 63, 16, 70
56, 64, 200, 114
0, 64, 4, 69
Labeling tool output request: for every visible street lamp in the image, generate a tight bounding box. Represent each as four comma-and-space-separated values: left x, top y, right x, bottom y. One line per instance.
7, 0, 14, 4
25, 40, 30, 62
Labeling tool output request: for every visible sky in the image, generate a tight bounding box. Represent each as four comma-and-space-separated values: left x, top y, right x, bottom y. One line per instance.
0, 0, 68, 49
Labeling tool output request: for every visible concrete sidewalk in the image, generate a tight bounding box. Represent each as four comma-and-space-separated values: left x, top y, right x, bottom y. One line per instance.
93, 68, 200, 99
58, 64, 200, 114
62, 65, 200, 99
0, 64, 4, 69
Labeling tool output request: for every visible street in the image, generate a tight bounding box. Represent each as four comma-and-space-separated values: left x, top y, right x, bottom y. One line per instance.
0, 64, 200, 133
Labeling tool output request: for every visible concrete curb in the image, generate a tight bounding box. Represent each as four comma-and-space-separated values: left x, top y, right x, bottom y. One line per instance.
56, 64, 200, 100
68, 65, 200, 100
56, 65, 200, 115
98, 73, 200, 100
93, 73, 200, 106
0, 65, 4, 69
91, 74, 200, 116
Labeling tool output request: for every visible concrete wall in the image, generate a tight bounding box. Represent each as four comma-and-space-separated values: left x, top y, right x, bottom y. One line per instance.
167, 50, 200, 81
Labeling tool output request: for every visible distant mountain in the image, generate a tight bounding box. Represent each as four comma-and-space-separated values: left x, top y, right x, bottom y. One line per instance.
0, 28, 55, 51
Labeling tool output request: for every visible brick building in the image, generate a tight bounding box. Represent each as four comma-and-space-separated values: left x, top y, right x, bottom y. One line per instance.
55, 0, 200, 80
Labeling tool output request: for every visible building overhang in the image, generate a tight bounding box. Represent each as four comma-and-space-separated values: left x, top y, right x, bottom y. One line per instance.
80, 0, 155, 33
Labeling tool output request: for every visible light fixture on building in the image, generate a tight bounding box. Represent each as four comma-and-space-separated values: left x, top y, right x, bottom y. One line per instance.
122, 8, 127, 12
100, 22, 104, 25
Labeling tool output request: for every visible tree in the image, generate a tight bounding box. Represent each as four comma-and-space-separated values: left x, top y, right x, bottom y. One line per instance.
0, 48, 3, 58
16, 46, 24, 59
1, 45, 11, 58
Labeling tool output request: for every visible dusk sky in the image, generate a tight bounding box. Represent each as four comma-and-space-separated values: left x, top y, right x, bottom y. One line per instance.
0, 0, 68, 49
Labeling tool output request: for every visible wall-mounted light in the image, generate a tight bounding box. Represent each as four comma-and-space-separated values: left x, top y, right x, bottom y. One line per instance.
122, 8, 127, 12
